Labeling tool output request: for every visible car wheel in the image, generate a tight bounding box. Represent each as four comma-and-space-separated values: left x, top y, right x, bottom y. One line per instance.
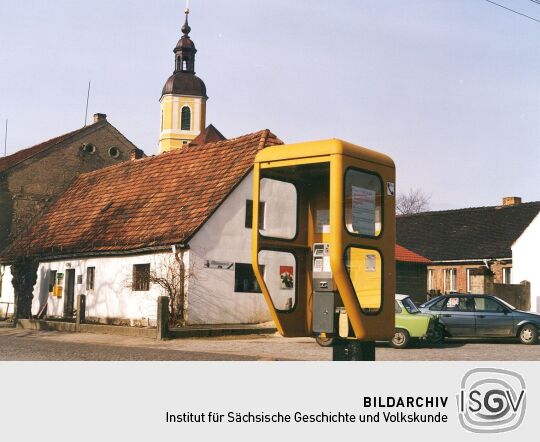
518, 324, 538, 345
316, 336, 335, 347
391, 329, 410, 349
428, 325, 444, 344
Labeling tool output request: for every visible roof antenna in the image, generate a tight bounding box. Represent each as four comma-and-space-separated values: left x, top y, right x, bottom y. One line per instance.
3, 118, 7, 157
84, 80, 91, 127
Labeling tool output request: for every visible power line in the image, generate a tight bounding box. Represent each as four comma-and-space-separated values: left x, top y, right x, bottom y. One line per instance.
483, 0, 540, 23
528, 0, 540, 6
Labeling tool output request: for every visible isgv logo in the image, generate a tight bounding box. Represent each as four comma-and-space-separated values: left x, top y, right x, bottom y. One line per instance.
457, 368, 526, 433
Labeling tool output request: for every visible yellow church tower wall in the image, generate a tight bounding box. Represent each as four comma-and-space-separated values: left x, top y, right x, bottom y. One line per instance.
159, 6, 208, 153
159, 95, 206, 152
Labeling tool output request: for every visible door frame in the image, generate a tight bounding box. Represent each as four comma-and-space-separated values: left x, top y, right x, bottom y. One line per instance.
63, 269, 76, 318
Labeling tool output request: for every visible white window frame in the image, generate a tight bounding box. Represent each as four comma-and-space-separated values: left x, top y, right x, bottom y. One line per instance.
427, 269, 434, 291
503, 267, 512, 284
444, 268, 457, 293
466, 268, 472, 293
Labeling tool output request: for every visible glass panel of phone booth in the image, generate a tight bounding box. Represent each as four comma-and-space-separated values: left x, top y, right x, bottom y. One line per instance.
259, 178, 297, 240
344, 247, 382, 314
257, 250, 297, 311
344, 169, 383, 237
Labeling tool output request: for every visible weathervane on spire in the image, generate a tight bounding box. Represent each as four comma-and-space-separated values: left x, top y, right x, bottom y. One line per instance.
182, 0, 191, 36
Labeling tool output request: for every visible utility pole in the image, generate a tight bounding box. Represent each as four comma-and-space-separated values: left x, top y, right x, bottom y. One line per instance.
84, 80, 91, 127
3, 118, 7, 157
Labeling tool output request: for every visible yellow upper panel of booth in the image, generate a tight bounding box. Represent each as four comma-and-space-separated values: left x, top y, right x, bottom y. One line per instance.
255, 139, 395, 168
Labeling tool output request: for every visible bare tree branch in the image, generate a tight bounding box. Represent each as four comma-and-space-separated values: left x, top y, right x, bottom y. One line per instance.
148, 251, 191, 327
396, 188, 431, 215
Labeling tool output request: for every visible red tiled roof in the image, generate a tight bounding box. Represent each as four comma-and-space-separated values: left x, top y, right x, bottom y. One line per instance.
395, 244, 431, 264
0, 123, 99, 174
2, 129, 282, 260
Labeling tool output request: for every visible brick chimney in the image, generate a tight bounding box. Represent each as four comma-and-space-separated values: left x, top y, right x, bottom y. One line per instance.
502, 196, 522, 206
93, 113, 107, 123
130, 148, 144, 161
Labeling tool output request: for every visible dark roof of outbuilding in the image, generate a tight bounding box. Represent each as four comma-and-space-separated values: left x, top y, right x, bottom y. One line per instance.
2, 129, 282, 261
161, 71, 207, 98
396, 202, 540, 261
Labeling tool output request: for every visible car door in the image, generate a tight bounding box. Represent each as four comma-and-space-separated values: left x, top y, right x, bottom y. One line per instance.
474, 297, 515, 336
439, 296, 476, 336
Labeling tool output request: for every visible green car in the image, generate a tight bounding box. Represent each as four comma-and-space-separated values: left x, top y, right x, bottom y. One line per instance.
393, 294, 443, 349
315, 294, 443, 348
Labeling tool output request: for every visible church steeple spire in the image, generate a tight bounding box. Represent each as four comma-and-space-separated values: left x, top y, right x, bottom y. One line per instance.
174, 5, 196, 74
159, 1, 208, 153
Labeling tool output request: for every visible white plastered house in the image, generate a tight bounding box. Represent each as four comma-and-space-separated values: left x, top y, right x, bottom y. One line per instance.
0, 129, 296, 325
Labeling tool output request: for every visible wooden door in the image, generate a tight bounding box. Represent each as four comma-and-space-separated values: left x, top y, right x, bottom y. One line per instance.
63, 269, 76, 318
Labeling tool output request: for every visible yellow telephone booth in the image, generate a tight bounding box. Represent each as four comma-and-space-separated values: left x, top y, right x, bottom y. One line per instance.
251, 139, 395, 360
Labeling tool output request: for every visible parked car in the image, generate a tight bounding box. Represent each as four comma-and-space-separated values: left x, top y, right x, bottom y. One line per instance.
392, 294, 443, 348
419, 294, 540, 345
315, 294, 443, 349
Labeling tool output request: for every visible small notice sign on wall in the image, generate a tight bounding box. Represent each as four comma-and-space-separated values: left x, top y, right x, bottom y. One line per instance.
316, 209, 330, 234
365, 254, 376, 272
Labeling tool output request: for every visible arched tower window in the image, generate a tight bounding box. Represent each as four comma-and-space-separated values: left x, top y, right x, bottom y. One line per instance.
181, 106, 191, 131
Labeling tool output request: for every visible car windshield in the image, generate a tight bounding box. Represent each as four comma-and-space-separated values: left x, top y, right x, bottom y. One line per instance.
401, 297, 420, 314
420, 296, 441, 308
493, 297, 516, 310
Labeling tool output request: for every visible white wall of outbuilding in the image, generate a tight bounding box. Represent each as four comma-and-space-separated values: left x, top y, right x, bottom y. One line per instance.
512, 212, 540, 313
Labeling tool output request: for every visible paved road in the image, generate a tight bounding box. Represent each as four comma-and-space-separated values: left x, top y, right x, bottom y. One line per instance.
1, 328, 539, 361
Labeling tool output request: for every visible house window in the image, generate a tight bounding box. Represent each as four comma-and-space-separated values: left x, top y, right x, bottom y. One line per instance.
48, 270, 57, 293
133, 264, 150, 291
181, 106, 191, 131
86, 267, 95, 291
245, 200, 265, 229
427, 269, 434, 291
234, 263, 263, 293
443, 268, 457, 293
503, 267, 512, 284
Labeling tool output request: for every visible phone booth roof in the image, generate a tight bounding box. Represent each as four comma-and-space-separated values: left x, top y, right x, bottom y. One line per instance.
254, 138, 395, 168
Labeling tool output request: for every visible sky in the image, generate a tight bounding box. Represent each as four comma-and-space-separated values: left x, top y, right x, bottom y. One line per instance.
0, 0, 538, 210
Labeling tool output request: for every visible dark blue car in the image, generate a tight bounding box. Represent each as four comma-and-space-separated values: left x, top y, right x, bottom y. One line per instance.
419, 294, 540, 344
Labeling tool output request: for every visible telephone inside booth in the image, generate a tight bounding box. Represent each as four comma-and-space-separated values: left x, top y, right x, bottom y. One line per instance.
251, 139, 395, 361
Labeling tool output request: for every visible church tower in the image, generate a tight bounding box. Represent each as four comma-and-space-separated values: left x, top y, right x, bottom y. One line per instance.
159, 6, 207, 153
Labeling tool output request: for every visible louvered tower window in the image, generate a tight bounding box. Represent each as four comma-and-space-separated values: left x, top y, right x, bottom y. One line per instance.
181, 106, 191, 130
